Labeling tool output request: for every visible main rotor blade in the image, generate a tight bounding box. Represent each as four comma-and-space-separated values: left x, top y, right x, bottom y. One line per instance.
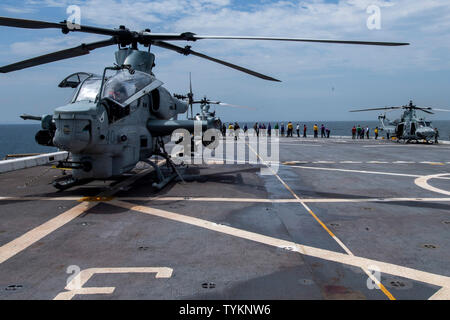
0, 16, 61, 29
431, 108, 450, 112
192, 99, 255, 110
415, 108, 434, 114
0, 38, 116, 73
349, 107, 403, 112
152, 41, 281, 82
188, 35, 410, 47
0, 17, 410, 47
0, 16, 122, 37
217, 102, 256, 110
143, 32, 409, 46
417, 107, 450, 112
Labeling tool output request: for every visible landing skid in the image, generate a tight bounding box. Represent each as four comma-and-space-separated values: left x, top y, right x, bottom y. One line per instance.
144, 138, 186, 190
53, 175, 93, 191
142, 158, 181, 190
52, 139, 186, 191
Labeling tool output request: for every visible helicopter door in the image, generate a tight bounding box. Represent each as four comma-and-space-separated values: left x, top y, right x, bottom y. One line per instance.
411, 122, 416, 135
397, 123, 404, 137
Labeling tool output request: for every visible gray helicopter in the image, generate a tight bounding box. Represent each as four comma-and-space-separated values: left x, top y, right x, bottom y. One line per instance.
173, 73, 254, 151
0, 16, 409, 190
350, 100, 450, 143
174, 73, 253, 123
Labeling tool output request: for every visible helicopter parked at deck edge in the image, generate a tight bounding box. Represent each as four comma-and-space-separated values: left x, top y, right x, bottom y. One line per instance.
350, 100, 450, 143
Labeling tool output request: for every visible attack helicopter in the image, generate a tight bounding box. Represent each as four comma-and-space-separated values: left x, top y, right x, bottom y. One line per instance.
0, 16, 409, 190
174, 73, 253, 122
173, 73, 254, 151
350, 100, 450, 143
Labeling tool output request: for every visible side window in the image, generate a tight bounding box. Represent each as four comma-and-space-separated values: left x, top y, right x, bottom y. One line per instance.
59, 72, 93, 88
151, 89, 160, 112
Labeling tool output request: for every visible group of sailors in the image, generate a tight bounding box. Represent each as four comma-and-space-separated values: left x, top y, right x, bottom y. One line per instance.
351, 125, 379, 140
220, 122, 332, 138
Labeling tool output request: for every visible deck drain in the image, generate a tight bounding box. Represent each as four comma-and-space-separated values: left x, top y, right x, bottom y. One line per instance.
422, 244, 438, 249
330, 223, 340, 227
443, 221, 450, 225
138, 246, 150, 251
5, 285, 23, 291
298, 279, 314, 286
202, 282, 216, 289
278, 246, 295, 252
390, 281, 405, 288
385, 278, 413, 290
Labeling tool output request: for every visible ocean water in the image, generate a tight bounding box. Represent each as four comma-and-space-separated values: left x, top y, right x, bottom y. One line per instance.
0, 124, 57, 159
1, 121, 450, 159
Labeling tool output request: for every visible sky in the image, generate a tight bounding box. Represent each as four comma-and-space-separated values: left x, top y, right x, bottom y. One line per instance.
0, 0, 449, 123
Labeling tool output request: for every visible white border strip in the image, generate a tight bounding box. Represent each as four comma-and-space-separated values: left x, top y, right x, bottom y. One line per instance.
0, 151, 68, 174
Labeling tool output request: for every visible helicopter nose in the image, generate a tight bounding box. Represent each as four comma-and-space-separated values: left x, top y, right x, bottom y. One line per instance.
53, 118, 91, 153
416, 128, 435, 139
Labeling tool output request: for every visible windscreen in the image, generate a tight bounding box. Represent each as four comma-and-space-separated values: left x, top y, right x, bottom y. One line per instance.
102, 70, 153, 105
75, 78, 102, 102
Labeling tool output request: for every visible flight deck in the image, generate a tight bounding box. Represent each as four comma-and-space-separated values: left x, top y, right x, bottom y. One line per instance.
0, 137, 449, 300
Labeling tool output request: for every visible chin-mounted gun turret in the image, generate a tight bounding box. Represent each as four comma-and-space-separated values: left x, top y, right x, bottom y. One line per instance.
20, 114, 55, 146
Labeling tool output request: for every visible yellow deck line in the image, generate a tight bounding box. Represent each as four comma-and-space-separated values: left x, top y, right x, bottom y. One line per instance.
247, 143, 396, 300
111, 200, 450, 300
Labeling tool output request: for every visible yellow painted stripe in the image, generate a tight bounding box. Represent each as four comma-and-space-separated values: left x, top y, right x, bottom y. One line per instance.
380, 283, 396, 300
111, 201, 450, 300
51, 165, 73, 171
307, 209, 336, 238
247, 143, 396, 300
78, 196, 115, 202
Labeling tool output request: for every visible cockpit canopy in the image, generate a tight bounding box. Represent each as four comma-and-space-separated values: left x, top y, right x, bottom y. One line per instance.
72, 70, 155, 105
418, 121, 432, 127
101, 70, 154, 105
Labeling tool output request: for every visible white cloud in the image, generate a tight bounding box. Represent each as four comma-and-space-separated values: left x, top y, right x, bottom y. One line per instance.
1, 5, 37, 14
